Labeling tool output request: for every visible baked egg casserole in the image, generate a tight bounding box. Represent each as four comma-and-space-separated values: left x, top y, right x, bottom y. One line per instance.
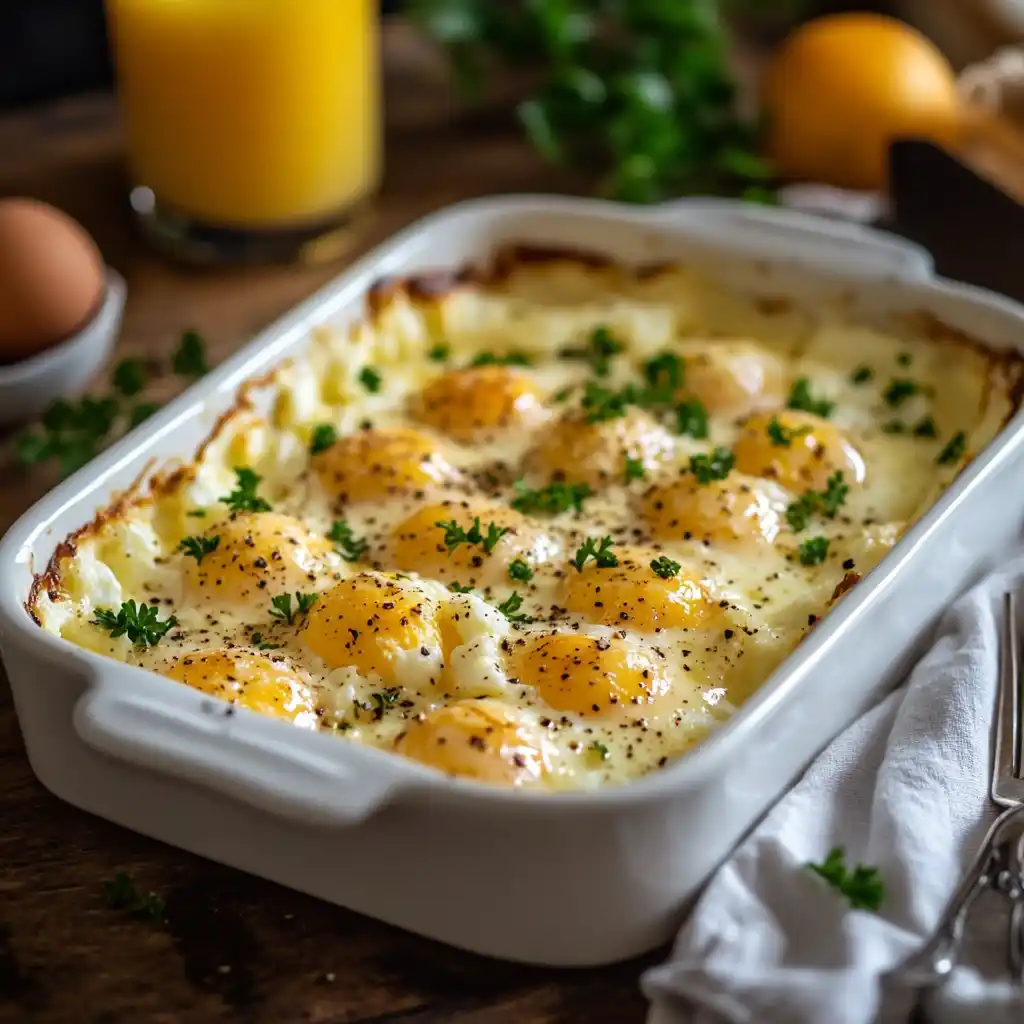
29, 247, 1024, 791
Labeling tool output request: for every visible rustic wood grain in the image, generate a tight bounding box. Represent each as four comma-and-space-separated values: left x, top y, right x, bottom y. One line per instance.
0, 22, 652, 1024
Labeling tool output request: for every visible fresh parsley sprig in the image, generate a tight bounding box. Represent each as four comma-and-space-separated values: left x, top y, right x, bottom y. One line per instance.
435, 517, 510, 555
623, 456, 646, 483
14, 329, 210, 479
270, 592, 317, 626
559, 325, 624, 377
807, 847, 885, 912
309, 423, 338, 455
408, 0, 776, 204
328, 520, 369, 562
798, 536, 830, 566
104, 872, 167, 925
93, 601, 177, 647
571, 536, 618, 572
786, 472, 848, 532
650, 556, 681, 579
178, 534, 220, 564
511, 479, 592, 516
497, 591, 534, 623
221, 468, 271, 514
469, 351, 533, 368
767, 416, 810, 448
675, 399, 709, 439
787, 378, 835, 419
937, 431, 967, 466
508, 559, 534, 583
689, 447, 734, 485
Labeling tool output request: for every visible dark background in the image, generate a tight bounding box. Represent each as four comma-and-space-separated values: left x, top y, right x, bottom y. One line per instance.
0, 0, 406, 110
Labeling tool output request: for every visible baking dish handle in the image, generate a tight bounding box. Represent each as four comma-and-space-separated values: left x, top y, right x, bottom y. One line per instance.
74, 687, 401, 827
657, 197, 934, 281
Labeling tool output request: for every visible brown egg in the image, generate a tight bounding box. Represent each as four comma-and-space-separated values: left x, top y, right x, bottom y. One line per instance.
0, 198, 105, 365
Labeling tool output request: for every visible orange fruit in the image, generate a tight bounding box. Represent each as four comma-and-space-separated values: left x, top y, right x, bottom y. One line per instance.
763, 13, 963, 191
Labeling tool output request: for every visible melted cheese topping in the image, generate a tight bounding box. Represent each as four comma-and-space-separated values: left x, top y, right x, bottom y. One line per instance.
31, 253, 1022, 792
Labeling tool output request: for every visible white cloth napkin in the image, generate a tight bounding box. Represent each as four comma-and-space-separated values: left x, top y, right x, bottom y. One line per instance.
643, 558, 1024, 1024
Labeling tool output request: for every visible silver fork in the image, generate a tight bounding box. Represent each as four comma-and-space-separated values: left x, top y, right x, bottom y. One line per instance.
884, 591, 1024, 1007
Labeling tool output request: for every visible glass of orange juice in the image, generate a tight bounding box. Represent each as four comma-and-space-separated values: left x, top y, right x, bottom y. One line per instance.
105, 0, 381, 265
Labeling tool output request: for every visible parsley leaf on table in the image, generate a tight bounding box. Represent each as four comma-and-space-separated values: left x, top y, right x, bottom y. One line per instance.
807, 847, 885, 912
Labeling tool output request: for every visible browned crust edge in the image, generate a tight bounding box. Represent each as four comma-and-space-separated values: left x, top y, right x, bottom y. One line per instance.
26, 242, 1024, 624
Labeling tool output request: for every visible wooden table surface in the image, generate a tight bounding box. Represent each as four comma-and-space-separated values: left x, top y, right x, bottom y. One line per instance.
0, 23, 654, 1024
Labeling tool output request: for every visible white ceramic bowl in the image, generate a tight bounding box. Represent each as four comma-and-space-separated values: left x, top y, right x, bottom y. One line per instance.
0, 270, 126, 427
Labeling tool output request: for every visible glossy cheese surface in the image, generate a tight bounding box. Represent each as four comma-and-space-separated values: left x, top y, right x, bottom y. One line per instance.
31, 249, 1023, 791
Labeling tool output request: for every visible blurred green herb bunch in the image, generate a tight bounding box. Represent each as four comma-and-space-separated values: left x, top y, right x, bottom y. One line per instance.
408, 0, 809, 202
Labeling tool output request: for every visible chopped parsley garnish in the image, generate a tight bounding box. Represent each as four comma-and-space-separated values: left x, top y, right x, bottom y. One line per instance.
511, 479, 591, 516
309, 423, 338, 455
186, 509, 207, 518
689, 447, 734, 485
624, 456, 646, 483
178, 534, 220, 564
428, 343, 450, 362
675, 399, 709, 439
508, 559, 534, 583
269, 592, 317, 625
92, 601, 177, 647
14, 394, 121, 477
328, 520, 368, 562
172, 329, 209, 378
807, 847, 885, 912
370, 689, 401, 718
937, 431, 966, 465
650, 556, 681, 579
104, 872, 167, 924
559, 325, 624, 377
787, 377, 835, 418
643, 352, 684, 397
250, 631, 281, 651
571, 536, 618, 572
552, 386, 573, 403
358, 366, 383, 393
896, 352, 912, 367
580, 379, 638, 423
798, 536, 830, 566
588, 741, 610, 762
435, 517, 510, 555
850, 365, 874, 385
767, 416, 810, 448
497, 591, 534, 623
448, 582, 474, 594
221, 467, 271, 514
913, 416, 937, 438
112, 358, 146, 398
129, 402, 161, 428
882, 378, 919, 407
469, 351, 532, 368
786, 472, 848, 532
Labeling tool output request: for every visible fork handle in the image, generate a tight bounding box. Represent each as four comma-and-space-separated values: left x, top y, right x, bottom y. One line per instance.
884, 806, 1024, 992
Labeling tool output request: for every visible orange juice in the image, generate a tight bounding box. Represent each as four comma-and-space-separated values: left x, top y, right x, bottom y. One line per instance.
106, 0, 380, 229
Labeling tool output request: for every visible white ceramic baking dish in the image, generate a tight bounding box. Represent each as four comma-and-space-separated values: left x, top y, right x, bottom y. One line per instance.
3, 196, 1024, 968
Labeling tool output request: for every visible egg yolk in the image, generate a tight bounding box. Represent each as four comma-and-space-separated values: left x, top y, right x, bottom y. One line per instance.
733, 410, 866, 492
388, 500, 558, 585
413, 366, 547, 442
394, 699, 548, 787
510, 634, 668, 717
524, 408, 673, 488
167, 650, 316, 724
561, 546, 714, 631
301, 574, 443, 682
641, 474, 782, 545
311, 426, 458, 504
182, 513, 328, 605
675, 342, 787, 419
